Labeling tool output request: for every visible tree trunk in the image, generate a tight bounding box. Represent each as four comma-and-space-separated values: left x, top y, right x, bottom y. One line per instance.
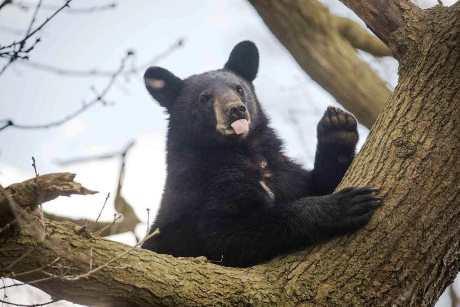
0, 2, 458, 306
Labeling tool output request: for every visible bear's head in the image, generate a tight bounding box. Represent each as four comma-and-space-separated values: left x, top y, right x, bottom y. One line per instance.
144, 41, 266, 147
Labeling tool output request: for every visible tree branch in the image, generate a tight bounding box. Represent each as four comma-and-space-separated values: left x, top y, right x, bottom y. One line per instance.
249, 0, 392, 128
333, 16, 391, 57
339, 0, 424, 56
17, 38, 184, 78
0, 38, 183, 132
11, 1, 117, 14
0, 173, 96, 219
0, 0, 73, 75
1, 219, 277, 306
0, 175, 276, 305
46, 141, 142, 238
0, 0, 12, 11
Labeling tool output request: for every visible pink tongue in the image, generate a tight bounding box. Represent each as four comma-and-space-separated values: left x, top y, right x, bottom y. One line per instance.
230, 119, 249, 135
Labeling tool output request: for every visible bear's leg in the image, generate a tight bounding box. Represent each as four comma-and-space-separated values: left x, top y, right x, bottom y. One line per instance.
312, 107, 358, 195
199, 187, 380, 267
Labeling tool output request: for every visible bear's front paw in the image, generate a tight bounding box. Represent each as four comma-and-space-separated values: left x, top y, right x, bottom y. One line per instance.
317, 106, 358, 149
332, 187, 382, 232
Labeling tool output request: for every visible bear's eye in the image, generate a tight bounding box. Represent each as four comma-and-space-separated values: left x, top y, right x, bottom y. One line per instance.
235, 85, 245, 98
199, 93, 213, 104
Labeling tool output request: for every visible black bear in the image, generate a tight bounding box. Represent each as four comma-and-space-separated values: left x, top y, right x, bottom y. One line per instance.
142, 41, 381, 267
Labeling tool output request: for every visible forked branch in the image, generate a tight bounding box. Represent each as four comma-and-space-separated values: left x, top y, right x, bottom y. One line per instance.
339, 0, 424, 56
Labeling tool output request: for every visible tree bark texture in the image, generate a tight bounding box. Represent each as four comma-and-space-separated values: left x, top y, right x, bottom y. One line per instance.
0, 2, 459, 307
249, 0, 392, 128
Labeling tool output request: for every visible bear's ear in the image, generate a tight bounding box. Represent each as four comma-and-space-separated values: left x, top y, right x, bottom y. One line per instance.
224, 41, 259, 82
144, 66, 183, 108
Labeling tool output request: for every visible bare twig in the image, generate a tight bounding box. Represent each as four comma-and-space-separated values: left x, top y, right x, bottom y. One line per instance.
1, 38, 183, 132
0, 0, 71, 50
0, 297, 58, 306
4, 258, 61, 280
24, 0, 42, 37
0, 51, 132, 131
18, 37, 184, 78
31, 156, 39, 177
92, 213, 122, 237
0, 0, 73, 74
0, 0, 12, 11
12, 1, 117, 14
95, 192, 110, 224
0, 276, 56, 290
50, 141, 141, 238
146, 208, 151, 237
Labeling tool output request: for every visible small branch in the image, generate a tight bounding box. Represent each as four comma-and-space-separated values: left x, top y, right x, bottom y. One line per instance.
95, 192, 110, 224
0, 298, 58, 307
12, 1, 117, 14
0, 0, 73, 75
50, 141, 141, 238
0, 39, 184, 132
5, 258, 61, 280
0, 0, 12, 11
0, 51, 132, 131
17, 37, 184, 78
24, 0, 42, 37
0, 0, 71, 51
334, 16, 392, 57
31, 156, 39, 177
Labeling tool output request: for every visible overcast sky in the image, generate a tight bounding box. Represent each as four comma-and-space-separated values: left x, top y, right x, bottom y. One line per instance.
0, 0, 456, 306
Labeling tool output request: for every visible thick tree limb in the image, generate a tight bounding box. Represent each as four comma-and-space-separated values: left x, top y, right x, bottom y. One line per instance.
339, 0, 425, 57
249, 0, 392, 128
0, 174, 276, 305
1, 219, 278, 306
43, 211, 137, 238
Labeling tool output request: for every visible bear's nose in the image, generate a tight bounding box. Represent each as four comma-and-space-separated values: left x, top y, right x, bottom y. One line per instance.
228, 104, 247, 121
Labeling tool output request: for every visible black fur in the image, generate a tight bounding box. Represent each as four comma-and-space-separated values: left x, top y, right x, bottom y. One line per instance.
142, 41, 381, 267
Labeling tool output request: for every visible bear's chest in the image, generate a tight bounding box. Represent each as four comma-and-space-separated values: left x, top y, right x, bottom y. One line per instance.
257, 159, 275, 200
242, 155, 275, 201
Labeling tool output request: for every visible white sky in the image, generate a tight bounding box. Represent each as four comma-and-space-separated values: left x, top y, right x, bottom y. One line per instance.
0, 0, 457, 306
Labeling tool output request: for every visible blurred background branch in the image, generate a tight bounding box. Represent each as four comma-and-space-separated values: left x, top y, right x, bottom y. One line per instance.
249, 0, 392, 128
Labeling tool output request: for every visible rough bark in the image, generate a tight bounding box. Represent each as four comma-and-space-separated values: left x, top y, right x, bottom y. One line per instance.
0, 2, 459, 306
340, 0, 424, 56
249, 0, 392, 128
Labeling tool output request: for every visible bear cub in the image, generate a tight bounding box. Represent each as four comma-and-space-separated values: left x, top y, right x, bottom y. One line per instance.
142, 41, 381, 267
